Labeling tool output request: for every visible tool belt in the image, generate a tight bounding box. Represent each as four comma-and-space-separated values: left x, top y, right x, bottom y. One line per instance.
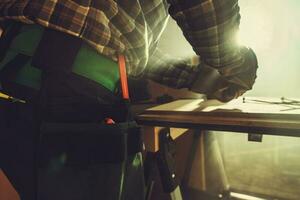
0, 22, 120, 101
0, 21, 145, 200
0, 21, 142, 162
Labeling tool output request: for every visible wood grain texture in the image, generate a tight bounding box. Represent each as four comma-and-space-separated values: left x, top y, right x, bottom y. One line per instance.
142, 126, 189, 152
137, 97, 300, 137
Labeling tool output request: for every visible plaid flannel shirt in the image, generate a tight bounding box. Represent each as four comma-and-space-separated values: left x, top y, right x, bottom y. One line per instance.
0, 0, 257, 100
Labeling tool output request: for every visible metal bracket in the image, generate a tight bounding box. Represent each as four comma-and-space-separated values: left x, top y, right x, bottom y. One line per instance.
144, 127, 182, 200
157, 128, 179, 193
248, 133, 263, 142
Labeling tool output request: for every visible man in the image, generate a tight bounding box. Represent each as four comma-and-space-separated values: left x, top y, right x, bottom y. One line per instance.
0, 0, 258, 199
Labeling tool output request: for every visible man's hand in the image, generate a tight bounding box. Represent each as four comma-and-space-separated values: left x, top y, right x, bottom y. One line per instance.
191, 47, 258, 102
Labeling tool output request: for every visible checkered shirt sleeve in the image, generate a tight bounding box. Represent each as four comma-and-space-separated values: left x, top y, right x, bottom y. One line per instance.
167, 0, 242, 69
144, 49, 199, 89
145, 0, 258, 98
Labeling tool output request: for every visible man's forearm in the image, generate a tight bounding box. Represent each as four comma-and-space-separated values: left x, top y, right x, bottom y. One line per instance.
167, 0, 258, 101
144, 49, 199, 89
167, 0, 241, 67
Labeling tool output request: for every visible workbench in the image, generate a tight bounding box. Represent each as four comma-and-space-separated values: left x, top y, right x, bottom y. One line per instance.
136, 97, 300, 200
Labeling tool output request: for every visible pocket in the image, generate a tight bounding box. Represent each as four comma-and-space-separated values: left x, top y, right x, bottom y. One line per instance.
37, 121, 143, 200
38, 121, 142, 166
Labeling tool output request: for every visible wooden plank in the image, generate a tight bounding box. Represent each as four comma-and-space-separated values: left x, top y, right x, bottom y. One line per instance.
139, 113, 300, 129
142, 126, 189, 152
147, 97, 300, 115
170, 128, 189, 140
0, 170, 20, 200
137, 97, 300, 136
186, 131, 207, 191
142, 126, 161, 152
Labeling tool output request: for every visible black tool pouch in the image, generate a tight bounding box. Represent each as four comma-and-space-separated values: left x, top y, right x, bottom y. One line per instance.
37, 121, 143, 200
33, 28, 145, 200
39, 121, 142, 164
